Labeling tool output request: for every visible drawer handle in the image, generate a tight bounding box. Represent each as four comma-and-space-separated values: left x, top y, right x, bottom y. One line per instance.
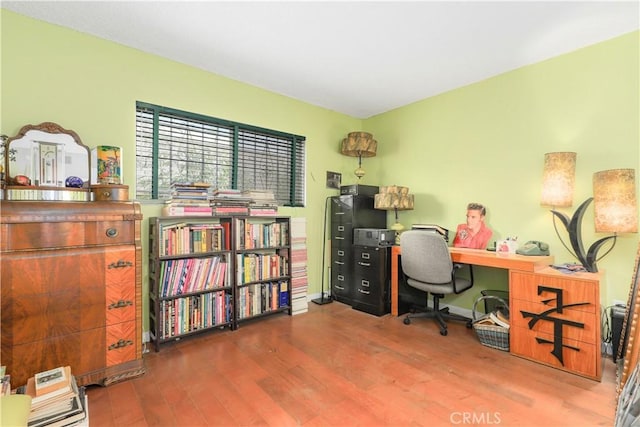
361, 280, 370, 287
108, 299, 133, 309
335, 261, 344, 265
358, 289, 370, 295
335, 236, 345, 240
338, 226, 345, 232
337, 275, 344, 281
336, 212, 345, 215
361, 253, 370, 260
106, 228, 119, 238
108, 260, 133, 269
335, 285, 345, 290
358, 262, 371, 267
108, 339, 133, 350
338, 250, 344, 256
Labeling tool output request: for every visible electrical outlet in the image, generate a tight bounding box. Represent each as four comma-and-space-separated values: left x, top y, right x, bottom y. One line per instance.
614, 299, 626, 307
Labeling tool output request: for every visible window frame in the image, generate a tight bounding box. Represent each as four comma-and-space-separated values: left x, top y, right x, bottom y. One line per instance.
135, 101, 306, 207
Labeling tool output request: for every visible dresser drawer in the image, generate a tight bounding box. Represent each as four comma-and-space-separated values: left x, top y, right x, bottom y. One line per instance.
5, 329, 106, 389
1, 220, 134, 250
106, 321, 137, 366
510, 271, 597, 314
511, 299, 598, 344
511, 326, 598, 379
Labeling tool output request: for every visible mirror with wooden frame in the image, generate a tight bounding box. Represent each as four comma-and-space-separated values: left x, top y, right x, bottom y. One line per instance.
3, 122, 91, 201
617, 242, 640, 394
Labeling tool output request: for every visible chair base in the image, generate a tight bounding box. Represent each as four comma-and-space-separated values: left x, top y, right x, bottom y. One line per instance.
403, 294, 472, 336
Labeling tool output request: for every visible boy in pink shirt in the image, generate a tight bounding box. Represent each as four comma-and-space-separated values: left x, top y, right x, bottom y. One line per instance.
453, 202, 492, 249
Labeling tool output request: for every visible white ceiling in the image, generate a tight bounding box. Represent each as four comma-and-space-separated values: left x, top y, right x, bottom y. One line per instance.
3, 1, 639, 118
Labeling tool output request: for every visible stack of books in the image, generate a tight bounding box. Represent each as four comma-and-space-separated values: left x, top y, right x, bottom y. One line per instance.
290, 217, 309, 315
243, 189, 278, 216
163, 182, 213, 216
210, 189, 251, 216
19, 366, 87, 427
475, 309, 510, 329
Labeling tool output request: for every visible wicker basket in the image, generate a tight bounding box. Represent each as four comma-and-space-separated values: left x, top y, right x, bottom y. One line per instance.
472, 295, 510, 351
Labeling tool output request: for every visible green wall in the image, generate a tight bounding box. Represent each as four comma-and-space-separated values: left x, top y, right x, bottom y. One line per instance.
2, 10, 638, 328
365, 30, 640, 310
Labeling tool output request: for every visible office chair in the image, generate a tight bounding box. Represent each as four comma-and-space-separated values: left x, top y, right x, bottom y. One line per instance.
400, 230, 474, 336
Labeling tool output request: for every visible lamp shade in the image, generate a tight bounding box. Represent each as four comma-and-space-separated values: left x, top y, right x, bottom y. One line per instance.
374, 186, 414, 211
593, 169, 638, 233
340, 132, 377, 158
541, 152, 576, 207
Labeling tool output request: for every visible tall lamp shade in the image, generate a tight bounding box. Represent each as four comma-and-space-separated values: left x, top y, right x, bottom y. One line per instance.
593, 169, 638, 233
541, 152, 576, 207
341, 132, 377, 179
374, 185, 415, 243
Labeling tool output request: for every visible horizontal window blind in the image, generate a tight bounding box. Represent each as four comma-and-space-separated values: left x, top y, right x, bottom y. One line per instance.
135, 102, 305, 206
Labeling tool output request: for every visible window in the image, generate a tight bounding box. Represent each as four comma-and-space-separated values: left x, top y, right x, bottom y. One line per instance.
135, 102, 306, 206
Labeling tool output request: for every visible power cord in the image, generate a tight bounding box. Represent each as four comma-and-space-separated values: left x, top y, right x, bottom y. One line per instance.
602, 305, 613, 345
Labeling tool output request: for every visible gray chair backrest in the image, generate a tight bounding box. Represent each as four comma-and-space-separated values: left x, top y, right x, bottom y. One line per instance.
400, 230, 453, 285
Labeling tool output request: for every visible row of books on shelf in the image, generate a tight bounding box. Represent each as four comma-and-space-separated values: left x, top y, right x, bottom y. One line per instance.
237, 281, 289, 320
15, 366, 87, 427
237, 253, 289, 285
159, 256, 229, 297
159, 221, 230, 256
236, 219, 289, 249
159, 291, 233, 339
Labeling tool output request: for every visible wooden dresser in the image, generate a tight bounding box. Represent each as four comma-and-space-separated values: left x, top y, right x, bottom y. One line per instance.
1, 201, 145, 387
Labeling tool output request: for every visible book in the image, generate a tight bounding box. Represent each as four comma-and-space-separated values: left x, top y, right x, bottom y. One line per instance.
489, 310, 510, 329
34, 366, 72, 398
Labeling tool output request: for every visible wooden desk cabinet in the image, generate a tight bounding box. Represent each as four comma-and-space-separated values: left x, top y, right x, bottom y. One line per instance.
510, 268, 601, 381
1, 201, 145, 387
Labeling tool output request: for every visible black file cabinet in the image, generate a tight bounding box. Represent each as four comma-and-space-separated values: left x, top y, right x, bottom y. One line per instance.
352, 245, 390, 316
330, 194, 386, 306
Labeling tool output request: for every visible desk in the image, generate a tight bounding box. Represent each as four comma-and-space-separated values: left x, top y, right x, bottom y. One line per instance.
390, 245, 603, 381
390, 246, 554, 316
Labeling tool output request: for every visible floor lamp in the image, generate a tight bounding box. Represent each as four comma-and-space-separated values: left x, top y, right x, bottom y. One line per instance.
312, 196, 333, 305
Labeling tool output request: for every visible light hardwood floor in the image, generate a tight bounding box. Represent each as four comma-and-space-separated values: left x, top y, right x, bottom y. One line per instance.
86, 302, 618, 426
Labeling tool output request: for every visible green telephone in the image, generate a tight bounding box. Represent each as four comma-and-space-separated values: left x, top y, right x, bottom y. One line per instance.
516, 240, 550, 256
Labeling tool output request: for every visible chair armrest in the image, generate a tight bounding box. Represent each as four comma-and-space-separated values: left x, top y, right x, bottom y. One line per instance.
452, 263, 474, 294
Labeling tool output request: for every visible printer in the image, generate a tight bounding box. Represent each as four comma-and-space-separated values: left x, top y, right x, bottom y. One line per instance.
354, 228, 395, 247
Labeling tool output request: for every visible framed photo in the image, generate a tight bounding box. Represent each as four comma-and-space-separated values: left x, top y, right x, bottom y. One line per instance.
326, 171, 341, 189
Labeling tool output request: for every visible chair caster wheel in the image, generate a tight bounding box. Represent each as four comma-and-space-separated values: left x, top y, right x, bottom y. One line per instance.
466, 321, 473, 328
440, 329, 448, 336
403, 317, 411, 325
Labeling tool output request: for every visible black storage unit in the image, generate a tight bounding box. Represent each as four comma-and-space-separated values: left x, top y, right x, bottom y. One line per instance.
352, 245, 391, 316
330, 189, 386, 306
612, 305, 627, 362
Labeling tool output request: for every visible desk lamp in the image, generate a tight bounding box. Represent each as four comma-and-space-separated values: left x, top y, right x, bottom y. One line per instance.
340, 132, 377, 179
541, 152, 637, 272
375, 185, 415, 244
